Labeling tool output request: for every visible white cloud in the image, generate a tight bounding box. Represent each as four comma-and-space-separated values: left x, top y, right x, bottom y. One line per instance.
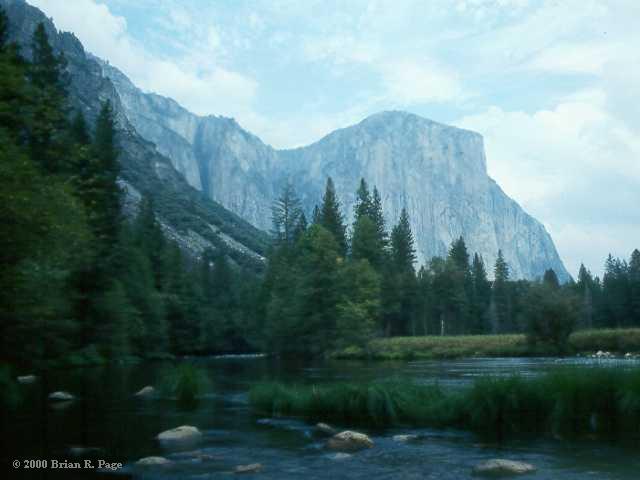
28, 0, 258, 118
457, 95, 640, 277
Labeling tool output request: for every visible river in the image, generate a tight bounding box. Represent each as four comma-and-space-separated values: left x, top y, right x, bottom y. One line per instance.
3, 356, 640, 479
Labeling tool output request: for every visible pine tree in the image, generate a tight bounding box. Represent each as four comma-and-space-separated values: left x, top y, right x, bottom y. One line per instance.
543, 269, 560, 289
629, 249, 640, 326
353, 178, 373, 221
318, 177, 347, 256
371, 187, 388, 250
492, 250, 512, 332
27, 23, 69, 173
351, 215, 383, 268
471, 253, 491, 333
271, 182, 303, 248
448, 237, 471, 274
390, 208, 416, 272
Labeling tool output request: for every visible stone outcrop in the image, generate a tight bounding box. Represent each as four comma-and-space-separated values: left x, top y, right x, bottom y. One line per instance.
327, 431, 374, 452
472, 459, 536, 477
156, 426, 202, 442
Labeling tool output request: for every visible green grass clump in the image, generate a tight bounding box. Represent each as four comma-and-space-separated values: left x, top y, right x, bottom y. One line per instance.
250, 368, 640, 437
333, 329, 640, 360
158, 363, 210, 407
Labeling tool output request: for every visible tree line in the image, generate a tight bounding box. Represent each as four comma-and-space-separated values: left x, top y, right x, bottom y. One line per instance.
2, 10, 638, 366
259, 178, 640, 355
0, 14, 257, 367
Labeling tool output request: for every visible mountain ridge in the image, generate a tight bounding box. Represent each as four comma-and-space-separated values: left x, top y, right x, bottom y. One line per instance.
97, 59, 569, 281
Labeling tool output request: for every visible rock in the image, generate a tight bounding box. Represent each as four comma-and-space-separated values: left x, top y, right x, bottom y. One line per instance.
392, 434, 419, 443
136, 456, 171, 466
327, 431, 374, 452
17, 375, 37, 384
315, 423, 337, 436
327, 453, 352, 461
472, 459, 536, 477
624, 353, 633, 359
134, 386, 156, 397
157, 426, 202, 442
68, 446, 104, 457
49, 391, 74, 401
234, 463, 263, 474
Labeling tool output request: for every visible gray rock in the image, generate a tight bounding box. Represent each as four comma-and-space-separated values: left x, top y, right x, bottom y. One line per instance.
392, 434, 419, 442
157, 425, 202, 442
315, 423, 337, 436
134, 386, 156, 397
17, 375, 37, 384
327, 431, 374, 452
472, 459, 536, 477
136, 456, 171, 466
49, 391, 74, 402
100, 60, 570, 281
234, 463, 263, 474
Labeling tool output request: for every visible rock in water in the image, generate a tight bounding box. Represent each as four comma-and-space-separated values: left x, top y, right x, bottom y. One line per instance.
136, 456, 171, 466
134, 386, 156, 397
392, 434, 419, 443
17, 375, 37, 384
49, 391, 74, 401
316, 423, 337, 436
472, 459, 536, 477
157, 426, 202, 442
234, 463, 263, 474
327, 431, 374, 452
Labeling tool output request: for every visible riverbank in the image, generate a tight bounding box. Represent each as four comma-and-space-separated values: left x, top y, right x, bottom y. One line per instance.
250, 367, 640, 437
332, 328, 640, 360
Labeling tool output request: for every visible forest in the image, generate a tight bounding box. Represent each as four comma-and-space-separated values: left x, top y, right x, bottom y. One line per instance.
1, 13, 639, 369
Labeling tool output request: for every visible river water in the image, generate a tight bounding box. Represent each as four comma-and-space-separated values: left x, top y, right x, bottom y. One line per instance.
3, 356, 640, 479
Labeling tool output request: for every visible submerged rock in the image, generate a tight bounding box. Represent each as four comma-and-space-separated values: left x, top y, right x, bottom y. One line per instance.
327, 431, 374, 452
327, 453, 352, 461
136, 456, 171, 466
392, 434, 419, 443
234, 463, 263, 474
157, 425, 202, 442
49, 391, 74, 401
68, 446, 104, 457
316, 423, 337, 436
472, 459, 536, 477
17, 375, 37, 384
134, 386, 156, 397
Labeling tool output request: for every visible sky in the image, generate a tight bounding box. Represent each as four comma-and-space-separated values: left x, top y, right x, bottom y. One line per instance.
28, 0, 640, 278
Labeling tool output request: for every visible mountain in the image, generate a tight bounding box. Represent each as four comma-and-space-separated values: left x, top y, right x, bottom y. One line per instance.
100, 64, 570, 281
1, 0, 268, 268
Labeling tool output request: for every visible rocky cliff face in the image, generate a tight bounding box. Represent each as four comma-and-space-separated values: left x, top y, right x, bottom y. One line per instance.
100, 59, 569, 281
2, 0, 268, 268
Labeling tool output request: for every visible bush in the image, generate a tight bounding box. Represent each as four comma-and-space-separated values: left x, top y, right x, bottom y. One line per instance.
158, 363, 210, 407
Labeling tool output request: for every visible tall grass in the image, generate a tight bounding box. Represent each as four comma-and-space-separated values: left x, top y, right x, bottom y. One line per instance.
250, 368, 640, 437
158, 363, 210, 407
333, 329, 640, 360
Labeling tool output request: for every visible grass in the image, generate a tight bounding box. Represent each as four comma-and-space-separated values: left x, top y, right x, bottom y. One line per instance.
249, 368, 640, 438
158, 363, 210, 407
332, 328, 640, 360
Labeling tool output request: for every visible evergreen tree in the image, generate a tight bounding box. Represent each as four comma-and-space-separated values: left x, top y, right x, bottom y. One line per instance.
318, 177, 347, 256
448, 237, 471, 274
471, 253, 491, 333
390, 208, 416, 272
351, 215, 384, 269
27, 23, 69, 173
543, 269, 560, 289
271, 182, 303, 248
492, 250, 512, 332
629, 249, 640, 326
371, 187, 388, 249
353, 178, 373, 221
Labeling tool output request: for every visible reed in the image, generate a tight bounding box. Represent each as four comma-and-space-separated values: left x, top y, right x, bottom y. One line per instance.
249, 368, 640, 437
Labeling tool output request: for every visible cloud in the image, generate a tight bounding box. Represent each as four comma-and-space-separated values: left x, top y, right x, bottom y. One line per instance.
28, 0, 258, 118
457, 94, 640, 277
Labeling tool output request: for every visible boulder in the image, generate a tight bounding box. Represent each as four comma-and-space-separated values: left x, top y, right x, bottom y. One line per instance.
315, 423, 337, 436
134, 386, 156, 397
327, 431, 374, 452
157, 426, 202, 442
472, 459, 536, 477
392, 434, 419, 443
49, 391, 74, 401
234, 463, 263, 474
17, 375, 37, 384
136, 456, 171, 466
